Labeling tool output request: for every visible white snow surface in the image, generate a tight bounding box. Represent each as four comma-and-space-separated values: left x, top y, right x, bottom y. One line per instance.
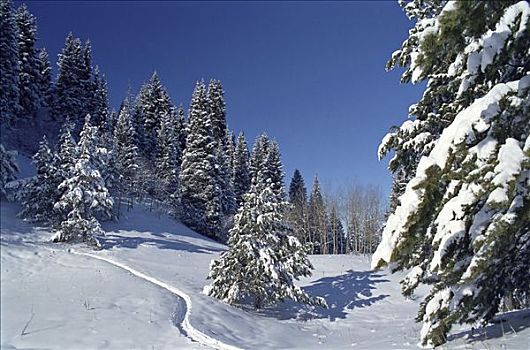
2, 199, 530, 349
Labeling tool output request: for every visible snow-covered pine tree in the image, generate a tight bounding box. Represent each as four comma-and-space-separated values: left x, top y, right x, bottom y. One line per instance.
0, 0, 20, 127
53, 114, 113, 247
36, 48, 52, 108
179, 81, 222, 239
308, 176, 327, 254
155, 111, 180, 203
15, 4, 40, 119
52, 33, 84, 124
175, 104, 187, 164
18, 136, 61, 222
205, 173, 325, 309
373, 1, 530, 346
232, 132, 251, 206
0, 143, 19, 198
328, 204, 345, 254
207, 79, 236, 218
90, 66, 109, 128
264, 141, 286, 201
134, 72, 174, 158
113, 98, 139, 198
288, 169, 309, 245
249, 133, 271, 184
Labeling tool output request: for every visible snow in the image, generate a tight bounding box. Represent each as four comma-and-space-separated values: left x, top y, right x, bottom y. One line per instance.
2, 198, 530, 349
372, 80, 519, 269
486, 138, 525, 204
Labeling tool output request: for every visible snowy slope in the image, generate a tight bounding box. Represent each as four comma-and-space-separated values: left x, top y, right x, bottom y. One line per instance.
1, 200, 529, 349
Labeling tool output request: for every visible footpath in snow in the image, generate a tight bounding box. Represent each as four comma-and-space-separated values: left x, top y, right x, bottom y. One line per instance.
2, 200, 529, 349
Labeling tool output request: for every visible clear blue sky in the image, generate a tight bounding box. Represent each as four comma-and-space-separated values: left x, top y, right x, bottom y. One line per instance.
21, 0, 424, 198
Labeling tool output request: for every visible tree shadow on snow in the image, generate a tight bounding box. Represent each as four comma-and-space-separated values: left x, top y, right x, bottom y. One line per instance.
447, 308, 530, 345
256, 269, 390, 321
98, 232, 224, 255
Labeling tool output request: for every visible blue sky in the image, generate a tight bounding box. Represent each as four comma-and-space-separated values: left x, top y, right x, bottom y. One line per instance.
21, 0, 424, 198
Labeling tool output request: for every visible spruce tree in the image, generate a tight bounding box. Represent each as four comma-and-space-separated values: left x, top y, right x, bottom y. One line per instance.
18, 136, 61, 222
0, 143, 19, 198
179, 81, 222, 239
373, 1, 530, 346
288, 169, 309, 245
232, 132, 251, 206
175, 104, 187, 164
52, 33, 84, 124
0, 0, 20, 126
36, 48, 52, 108
207, 79, 236, 218
90, 66, 109, 128
155, 112, 180, 202
249, 134, 271, 184
264, 141, 285, 201
15, 4, 40, 119
206, 174, 324, 309
113, 98, 139, 196
308, 176, 327, 254
53, 115, 113, 247
135, 72, 174, 157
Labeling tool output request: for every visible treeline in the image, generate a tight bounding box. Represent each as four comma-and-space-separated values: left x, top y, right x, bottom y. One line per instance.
287, 170, 385, 255
0, 0, 290, 244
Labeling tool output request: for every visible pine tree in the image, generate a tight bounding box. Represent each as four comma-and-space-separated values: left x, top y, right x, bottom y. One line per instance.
179, 81, 222, 239
175, 104, 187, 164
52, 115, 113, 247
0, 0, 20, 126
288, 169, 309, 245
328, 204, 345, 254
308, 176, 327, 254
52, 33, 84, 124
249, 133, 271, 185
36, 48, 52, 108
113, 98, 139, 196
232, 132, 251, 206
0, 143, 19, 198
15, 4, 40, 119
135, 72, 174, 157
207, 79, 236, 218
155, 112, 180, 202
18, 136, 61, 222
206, 173, 325, 309
264, 141, 285, 201
373, 1, 530, 346
90, 66, 109, 127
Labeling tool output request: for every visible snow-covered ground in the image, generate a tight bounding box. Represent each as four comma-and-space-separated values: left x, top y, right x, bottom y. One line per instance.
1, 199, 529, 349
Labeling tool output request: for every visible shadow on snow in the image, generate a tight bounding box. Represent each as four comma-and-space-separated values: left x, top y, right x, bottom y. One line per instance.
448, 308, 530, 345
98, 232, 224, 255
254, 269, 390, 321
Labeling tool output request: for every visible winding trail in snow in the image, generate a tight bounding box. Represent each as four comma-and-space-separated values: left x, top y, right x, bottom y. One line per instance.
71, 250, 242, 350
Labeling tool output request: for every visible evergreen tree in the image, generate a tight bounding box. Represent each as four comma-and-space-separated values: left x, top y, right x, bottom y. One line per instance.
90, 66, 109, 127
0, 143, 19, 198
175, 104, 187, 164
52, 115, 113, 247
52, 33, 84, 123
373, 1, 530, 346
18, 136, 61, 222
155, 112, 180, 202
36, 48, 52, 108
288, 169, 309, 245
249, 134, 271, 184
15, 4, 40, 119
264, 141, 285, 201
206, 174, 325, 309
207, 79, 236, 217
113, 98, 139, 196
328, 204, 345, 254
135, 72, 174, 157
179, 81, 222, 239
0, 0, 20, 126
232, 132, 251, 206
308, 176, 327, 254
